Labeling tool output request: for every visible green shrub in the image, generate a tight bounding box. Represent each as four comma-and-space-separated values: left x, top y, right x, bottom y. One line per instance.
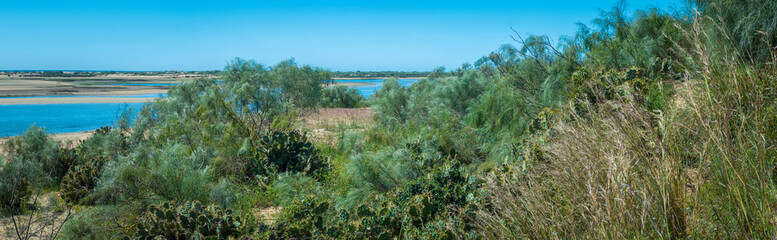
91, 144, 218, 205
76, 125, 131, 162
60, 157, 104, 204
3, 126, 70, 183
59, 204, 141, 239
269, 162, 480, 239
272, 173, 322, 207
320, 85, 366, 108
135, 200, 253, 239
247, 130, 330, 180
269, 195, 331, 239
371, 78, 408, 126
340, 148, 419, 207
0, 157, 42, 214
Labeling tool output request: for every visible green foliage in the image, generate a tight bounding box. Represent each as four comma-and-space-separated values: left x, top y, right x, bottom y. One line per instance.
135, 200, 252, 239
3, 126, 70, 183
268, 195, 331, 239
247, 130, 330, 181
340, 148, 419, 207
576, 3, 686, 74
59, 204, 141, 240
0, 157, 42, 214
60, 157, 104, 204
268, 162, 480, 239
695, 0, 777, 62
77, 126, 132, 162
91, 144, 226, 205
319, 85, 367, 108
331, 70, 429, 78
10, 2, 777, 239
272, 173, 322, 207
371, 78, 408, 126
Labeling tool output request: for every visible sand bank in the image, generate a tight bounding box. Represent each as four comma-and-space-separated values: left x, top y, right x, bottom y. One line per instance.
0, 97, 156, 105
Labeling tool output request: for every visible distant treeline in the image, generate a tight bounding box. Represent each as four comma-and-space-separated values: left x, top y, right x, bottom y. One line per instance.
0, 70, 220, 78
2, 70, 429, 79
331, 71, 430, 78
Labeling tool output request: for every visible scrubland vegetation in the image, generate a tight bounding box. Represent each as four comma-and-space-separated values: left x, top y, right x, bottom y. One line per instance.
2, 0, 776, 239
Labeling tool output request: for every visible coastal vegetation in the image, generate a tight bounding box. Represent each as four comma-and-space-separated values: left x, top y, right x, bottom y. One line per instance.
2, 0, 776, 239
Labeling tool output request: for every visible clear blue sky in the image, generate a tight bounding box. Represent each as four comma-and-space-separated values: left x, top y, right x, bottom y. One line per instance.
0, 0, 679, 71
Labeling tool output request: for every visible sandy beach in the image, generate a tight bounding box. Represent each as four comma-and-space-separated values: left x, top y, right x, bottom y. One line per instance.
0, 97, 156, 105
330, 81, 375, 87
0, 77, 177, 104
0, 78, 177, 98
0, 77, 378, 105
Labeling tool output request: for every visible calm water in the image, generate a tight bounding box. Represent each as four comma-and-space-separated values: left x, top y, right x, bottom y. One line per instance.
0, 93, 167, 99
341, 79, 419, 97
0, 103, 143, 137
0, 79, 418, 137
106, 83, 178, 86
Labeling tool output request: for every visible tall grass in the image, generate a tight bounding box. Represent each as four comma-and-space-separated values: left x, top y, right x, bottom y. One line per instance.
474, 12, 777, 239
475, 97, 683, 239
673, 11, 777, 237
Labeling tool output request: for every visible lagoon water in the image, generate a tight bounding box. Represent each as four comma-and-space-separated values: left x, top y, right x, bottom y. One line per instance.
0, 103, 144, 137
342, 79, 419, 97
0, 79, 419, 137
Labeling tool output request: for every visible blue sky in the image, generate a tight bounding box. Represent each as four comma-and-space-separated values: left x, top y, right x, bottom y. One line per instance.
0, 0, 680, 71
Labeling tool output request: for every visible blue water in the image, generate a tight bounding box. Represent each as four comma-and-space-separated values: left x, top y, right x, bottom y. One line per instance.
0, 79, 419, 137
0, 93, 167, 99
0, 103, 144, 137
340, 79, 419, 98
106, 83, 178, 86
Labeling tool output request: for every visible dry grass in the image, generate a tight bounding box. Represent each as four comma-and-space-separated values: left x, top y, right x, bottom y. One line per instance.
255, 207, 282, 225
475, 98, 684, 239
297, 108, 372, 144
474, 13, 777, 239
0, 192, 72, 240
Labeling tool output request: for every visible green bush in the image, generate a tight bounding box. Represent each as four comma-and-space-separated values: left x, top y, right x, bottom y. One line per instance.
320, 85, 366, 108
135, 200, 253, 239
247, 130, 330, 180
0, 157, 42, 214
59, 205, 141, 239
269, 195, 331, 239
3, 126, 70, 183
60, 157, 104, 204
340, 148, 419, 207
371, 78, 409, 126
272, 173, 322, 207
268, 162, 480, 239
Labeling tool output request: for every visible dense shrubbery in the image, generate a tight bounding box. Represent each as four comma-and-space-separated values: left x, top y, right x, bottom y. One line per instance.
135, 200, 253, 239
320, 85, 366, 108
3, 126, 71, 184
0, 156, 37, 213
247, 130, 330, 181
3, 1, 776, 238
269, 162, 480, 239
60, 157, 103, 204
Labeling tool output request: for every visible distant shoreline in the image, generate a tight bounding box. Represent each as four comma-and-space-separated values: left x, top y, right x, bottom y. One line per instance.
333, 77, 422, 80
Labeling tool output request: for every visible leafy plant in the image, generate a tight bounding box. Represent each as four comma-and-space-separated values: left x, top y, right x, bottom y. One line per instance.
247, 130, 330, 180
320, 85, 366, 108
135, 200, 252, 239
60, 157, 104, 204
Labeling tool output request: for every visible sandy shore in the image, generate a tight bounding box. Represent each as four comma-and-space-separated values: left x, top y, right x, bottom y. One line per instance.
0, 77, 172, 104
0, 77, 379, 105
0, 131, 92, 155
333, 77, 422, 80
0, 78, 179, 98
0, 97, 156, 105
331, 81, 375, 87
